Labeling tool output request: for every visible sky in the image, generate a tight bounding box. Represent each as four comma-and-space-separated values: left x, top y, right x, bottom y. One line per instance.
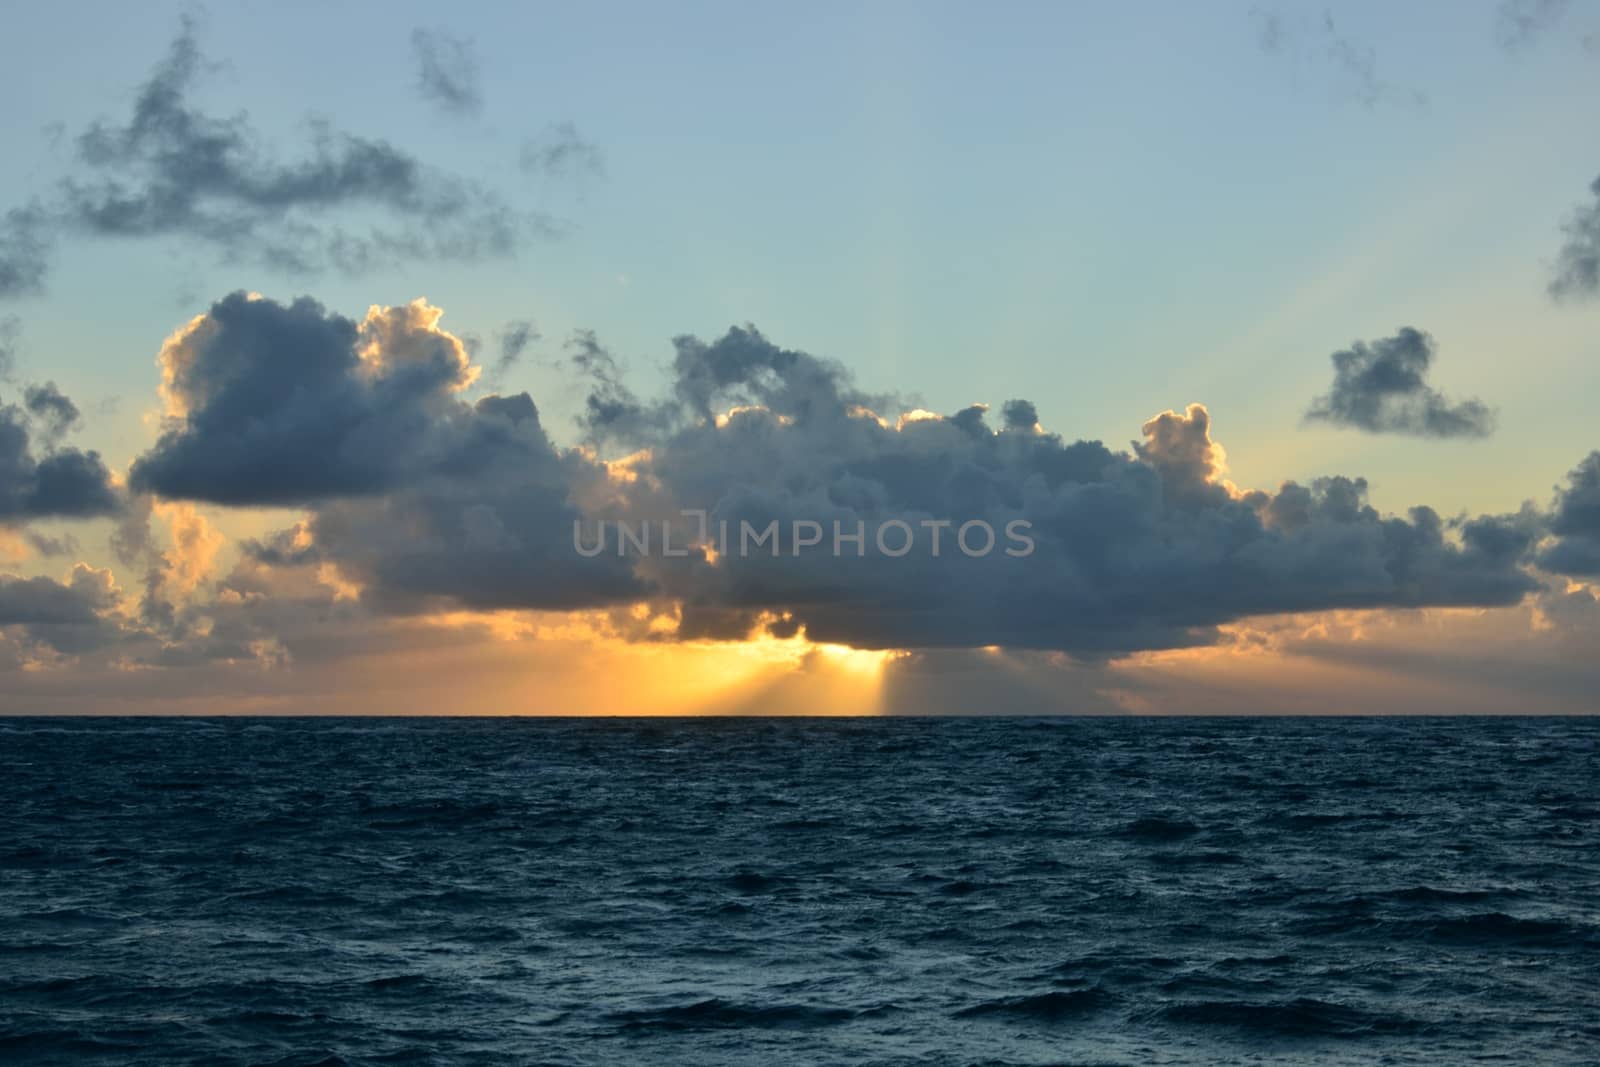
1, 0, 1598, 714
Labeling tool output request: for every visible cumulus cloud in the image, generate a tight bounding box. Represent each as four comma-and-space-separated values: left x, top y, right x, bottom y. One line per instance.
131, 292, 514, 504
1304, 327, 1495, 438
0, 385, 120, 525
611, 350, 1533, 653
0, 19, 549, 298
1537, 451, 1600, 575
1550, 176, 1600, 301
0, 564, 124, 659
121, 299, 1542, 657
127, 291, 642, 610
411, 28, 483, 117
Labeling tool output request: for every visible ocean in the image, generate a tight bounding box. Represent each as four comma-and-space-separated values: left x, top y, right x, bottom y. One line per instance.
1, 716, 1597, 1065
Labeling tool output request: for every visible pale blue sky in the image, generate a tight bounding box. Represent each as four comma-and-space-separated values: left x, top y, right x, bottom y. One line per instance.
3, 0, 1598, 532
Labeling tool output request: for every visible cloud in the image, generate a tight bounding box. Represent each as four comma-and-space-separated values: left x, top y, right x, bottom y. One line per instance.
0, 564, 124, 658
128, 291, 643, 610
23, 382, 80, 445
131, 291, 517, 504
112, 296, 1551, 660
1494, 0, 1572, 49
1249, 7, 1427, 109
0, 18, 547, 298
0, 315, 18, 380
521, 122, 606, 180
490, 319, 537, 384
617, 361, 1534, 654
1304, 327, 1495, 438
1537, 451, 1600, 575
1550, 176, 1600, 301
0, 208, 51, 299
0, 385, 120, 525
411, 28, 483, 117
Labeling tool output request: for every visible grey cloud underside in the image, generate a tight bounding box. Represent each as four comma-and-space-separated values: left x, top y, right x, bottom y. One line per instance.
0, 566, 122, 659
125, 296, 1545, 656
0, 20, 541, 298
411, 29, 483, 116
1305, 327, 1495, 439
625, 396, 1535, 655
1538, 451, 1600, 575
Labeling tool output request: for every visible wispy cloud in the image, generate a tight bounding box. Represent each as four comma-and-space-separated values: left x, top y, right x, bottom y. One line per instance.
1250, 7, 1427, 109
0, 18, 562, 298
411, 28, 483, 117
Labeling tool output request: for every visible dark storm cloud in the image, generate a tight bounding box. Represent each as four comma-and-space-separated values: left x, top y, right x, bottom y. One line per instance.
0, 388, 120, 524
1537, 451, 1600, 575
411, 29, 483, 117
0, 19, 543, 297
1304, 327, 1495, 438
1550, 176, 1600, 301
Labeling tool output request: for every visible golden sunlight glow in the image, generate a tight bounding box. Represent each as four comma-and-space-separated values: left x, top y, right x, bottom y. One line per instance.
896, 408, 944, 430
397, 606, 905, 715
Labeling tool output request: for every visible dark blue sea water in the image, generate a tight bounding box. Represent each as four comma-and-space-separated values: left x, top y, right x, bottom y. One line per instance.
2, 717, 1598, 1065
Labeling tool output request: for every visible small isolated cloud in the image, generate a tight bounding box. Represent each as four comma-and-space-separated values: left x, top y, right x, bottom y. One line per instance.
493, 319, 537, 382
1494, 0, 1572, 50
1550, 175, 1600, 301
1249, 7, 1427, 109
521, 122, 606, 180
411, 28, 483, 117
1304, 327, 1495, 439
1538, 452, 1600, 575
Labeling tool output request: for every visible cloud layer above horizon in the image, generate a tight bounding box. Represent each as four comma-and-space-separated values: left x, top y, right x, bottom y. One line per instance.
2, 288, 1586, 690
